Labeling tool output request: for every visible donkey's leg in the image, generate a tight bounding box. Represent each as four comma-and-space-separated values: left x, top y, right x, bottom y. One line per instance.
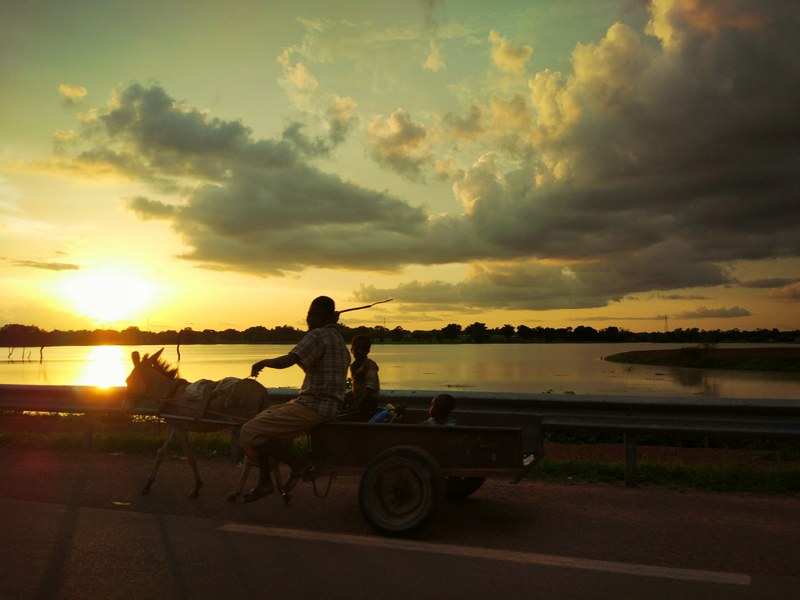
175, 428, 203, 498
270, 456, 283, 495
142, 428, 177, 495
227, 456, 280, 502
228, 456, 252, 502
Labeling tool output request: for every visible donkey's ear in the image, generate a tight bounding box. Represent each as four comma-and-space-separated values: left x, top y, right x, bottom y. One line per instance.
131, 351, 140, 365
150, 347, 164, 363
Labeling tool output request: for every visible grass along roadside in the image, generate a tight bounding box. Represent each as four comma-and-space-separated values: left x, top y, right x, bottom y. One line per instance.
531, 457, 800, 495
0, 412, 235, 458
2, 412, 799, 495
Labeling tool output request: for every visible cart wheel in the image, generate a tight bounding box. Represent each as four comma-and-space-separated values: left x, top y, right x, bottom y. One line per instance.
445, 476, 486, 500
359, 446, 444, 537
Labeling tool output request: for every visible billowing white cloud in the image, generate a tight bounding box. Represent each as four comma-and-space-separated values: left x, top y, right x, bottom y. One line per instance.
420, 0, 446, 72
769, 283, 800, 301
58, 84, 87, 106
488, 30, 533, 74
277, 49, 320, 109
424, 39, 445, 71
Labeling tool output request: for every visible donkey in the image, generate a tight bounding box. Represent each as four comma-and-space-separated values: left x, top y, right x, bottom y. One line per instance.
125, 348, 272, 499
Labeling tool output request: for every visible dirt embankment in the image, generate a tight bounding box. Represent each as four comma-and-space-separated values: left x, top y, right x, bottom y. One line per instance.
604, 346, 800, 372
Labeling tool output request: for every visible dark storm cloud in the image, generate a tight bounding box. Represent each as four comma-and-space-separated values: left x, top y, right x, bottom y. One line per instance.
127, 196, 177, 219
741, 277, 800, 289
675, 306, 752, 319
366, 109, 432, 181
280, 99, 358, 158
655, 294, 711, 301
174, 166, 433, 274
12, 260, 80, 271
61, 1, 800, 311
67, 83, 444, 274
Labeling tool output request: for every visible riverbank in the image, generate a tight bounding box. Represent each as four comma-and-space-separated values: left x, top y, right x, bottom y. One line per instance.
604, 346, 800, 372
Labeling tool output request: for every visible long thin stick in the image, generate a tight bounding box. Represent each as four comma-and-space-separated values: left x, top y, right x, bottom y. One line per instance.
337, 298, 394, 314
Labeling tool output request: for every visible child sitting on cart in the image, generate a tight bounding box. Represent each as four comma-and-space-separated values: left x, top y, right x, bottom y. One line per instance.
422, 393, 456, 426
344, 334, 380, 418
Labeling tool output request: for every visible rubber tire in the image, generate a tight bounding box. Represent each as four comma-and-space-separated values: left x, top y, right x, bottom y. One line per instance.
359, 446, 444, 537
445, 476, 486, 500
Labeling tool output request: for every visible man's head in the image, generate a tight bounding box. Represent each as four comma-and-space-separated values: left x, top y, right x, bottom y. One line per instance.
307, 296, 337, 330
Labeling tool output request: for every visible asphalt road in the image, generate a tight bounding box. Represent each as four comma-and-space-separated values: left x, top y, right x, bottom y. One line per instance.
0, 446, 797, 599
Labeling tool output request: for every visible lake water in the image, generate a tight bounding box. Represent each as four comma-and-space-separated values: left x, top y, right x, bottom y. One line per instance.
2, 343, 799, 400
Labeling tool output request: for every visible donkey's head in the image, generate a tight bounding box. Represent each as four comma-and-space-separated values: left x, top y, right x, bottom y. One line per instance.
126, 348, 180, 399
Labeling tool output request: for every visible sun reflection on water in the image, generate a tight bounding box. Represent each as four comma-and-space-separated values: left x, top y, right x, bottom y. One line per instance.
79, 346, 128, 387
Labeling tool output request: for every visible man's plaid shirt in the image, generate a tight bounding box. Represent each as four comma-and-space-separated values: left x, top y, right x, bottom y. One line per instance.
291, 323, 350, 418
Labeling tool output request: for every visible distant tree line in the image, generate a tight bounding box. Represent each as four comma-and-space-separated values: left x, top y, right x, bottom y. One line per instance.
2, 322, 798, 354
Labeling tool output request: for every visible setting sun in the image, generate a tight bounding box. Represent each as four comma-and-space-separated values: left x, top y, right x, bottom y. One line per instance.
79, 345, 129, 387
59, 270, 156, 324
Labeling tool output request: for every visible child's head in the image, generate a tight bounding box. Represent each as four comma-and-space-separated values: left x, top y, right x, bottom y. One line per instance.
429, 393, 455, 423
350, 335, 372, 360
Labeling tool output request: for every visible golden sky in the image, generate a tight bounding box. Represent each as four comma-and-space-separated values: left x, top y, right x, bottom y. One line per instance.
1, 0, 799, 333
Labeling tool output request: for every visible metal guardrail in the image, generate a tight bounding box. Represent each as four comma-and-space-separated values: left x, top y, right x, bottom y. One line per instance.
0, 384, 128, 412
1, 384, 798, 485
0, 384, 130, 452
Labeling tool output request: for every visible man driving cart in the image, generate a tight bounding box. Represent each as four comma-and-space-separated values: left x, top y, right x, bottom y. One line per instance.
239, 295, 350, 501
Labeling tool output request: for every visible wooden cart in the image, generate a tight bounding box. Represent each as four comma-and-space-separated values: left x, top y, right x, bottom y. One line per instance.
307, 407, 543, 536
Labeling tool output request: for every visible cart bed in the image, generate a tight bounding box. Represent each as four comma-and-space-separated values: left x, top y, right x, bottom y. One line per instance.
310, 415, 542, 482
